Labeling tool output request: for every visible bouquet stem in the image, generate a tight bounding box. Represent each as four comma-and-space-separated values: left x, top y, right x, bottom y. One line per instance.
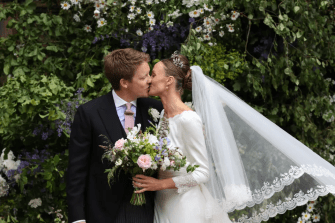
130, 187, 146, 206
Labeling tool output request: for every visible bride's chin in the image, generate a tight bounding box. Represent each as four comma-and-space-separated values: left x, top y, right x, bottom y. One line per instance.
148, 89, 158, 97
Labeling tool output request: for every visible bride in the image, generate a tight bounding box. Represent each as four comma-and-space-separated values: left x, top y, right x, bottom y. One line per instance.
132, 52, 335, 223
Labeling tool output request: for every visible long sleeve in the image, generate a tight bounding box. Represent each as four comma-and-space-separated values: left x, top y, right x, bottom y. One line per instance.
172, 113, 210, 193
66, 105, 92, 222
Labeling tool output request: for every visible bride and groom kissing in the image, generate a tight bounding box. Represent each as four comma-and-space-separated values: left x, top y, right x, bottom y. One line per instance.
66, 48, 226, 223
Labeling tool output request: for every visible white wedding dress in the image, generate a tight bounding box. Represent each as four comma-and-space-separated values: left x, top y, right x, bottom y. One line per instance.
154, 109, 232, 223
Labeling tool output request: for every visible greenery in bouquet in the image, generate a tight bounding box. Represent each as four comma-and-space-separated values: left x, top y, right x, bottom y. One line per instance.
99, 113, 199, 205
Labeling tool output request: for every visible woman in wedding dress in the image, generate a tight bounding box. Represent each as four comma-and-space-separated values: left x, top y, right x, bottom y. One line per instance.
132, 53, 232, 223
132, 52, 335, 223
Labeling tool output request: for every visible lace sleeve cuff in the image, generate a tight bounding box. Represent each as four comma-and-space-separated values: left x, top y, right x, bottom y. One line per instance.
172, 174, 198, 194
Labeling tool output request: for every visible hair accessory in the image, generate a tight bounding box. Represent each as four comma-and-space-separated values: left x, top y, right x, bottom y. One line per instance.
171, 51, 184, 69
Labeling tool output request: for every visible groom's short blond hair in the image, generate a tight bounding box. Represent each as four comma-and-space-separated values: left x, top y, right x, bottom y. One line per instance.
104, 48, 150, 90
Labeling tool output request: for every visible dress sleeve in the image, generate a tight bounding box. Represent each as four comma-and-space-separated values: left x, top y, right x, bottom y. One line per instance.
172, 113, 210, 193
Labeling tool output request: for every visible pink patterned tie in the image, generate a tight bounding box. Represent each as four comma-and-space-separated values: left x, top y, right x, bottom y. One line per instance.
124, 102, 134, 134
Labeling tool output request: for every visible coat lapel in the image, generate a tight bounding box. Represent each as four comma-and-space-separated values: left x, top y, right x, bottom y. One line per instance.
97, 91, 127, 144
135, 98, 150, 132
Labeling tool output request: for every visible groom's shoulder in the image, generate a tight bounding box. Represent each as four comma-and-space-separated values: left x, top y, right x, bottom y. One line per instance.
78, 94, 108, 113
139, 97, 163, 111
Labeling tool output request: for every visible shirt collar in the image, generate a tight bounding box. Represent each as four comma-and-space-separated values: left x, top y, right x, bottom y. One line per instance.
112, 90, 137, 108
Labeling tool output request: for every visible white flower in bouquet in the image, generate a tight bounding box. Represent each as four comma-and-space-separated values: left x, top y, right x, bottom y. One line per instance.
154, 0, 159, 4
115, 158, 123, 166
148, 134, 159, 144
163, 157, 170, 167
198, 37, 204, 42
189, 9, 200, 18
136, 29, 143, 36
61, 2, 71, 10
214, 18, 220, 24
302, 212, 311, 221
136, 7, 142, 14
84, 25, 92, 32
149, 18, 156, 26
208, 42, 213, 46
307, 203, 314, 212
195, 26, 202, 32
127, 124, 142, 140
112, 1, 118, 5
312, 213, 320, 222
151, 162, 158, 170
97, 18, 106, 27
221, 14, 227, 20
73, 14, 80, 22
174, 152, 182, 159
161, 163, 167, 171
147, 11, 154, 19
148, 27, 154, 31
93, 10, 100, 19
203, 34, 211, 40
28, 198, 42, 208
125, 28, 129, 32
127, 13, 136, 20
297, 218, 303, 223
219, 31, 225, 37
166, 21, 173, 27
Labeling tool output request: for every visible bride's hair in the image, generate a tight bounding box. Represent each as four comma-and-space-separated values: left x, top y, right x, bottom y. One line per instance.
161, 54, 192, 94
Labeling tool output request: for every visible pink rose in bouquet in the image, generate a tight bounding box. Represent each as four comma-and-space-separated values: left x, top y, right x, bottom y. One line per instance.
114, 138, 125, 150
137, 154, 152, 171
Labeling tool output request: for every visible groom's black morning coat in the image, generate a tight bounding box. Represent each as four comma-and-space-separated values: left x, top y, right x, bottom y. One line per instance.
66, 91, 163, 223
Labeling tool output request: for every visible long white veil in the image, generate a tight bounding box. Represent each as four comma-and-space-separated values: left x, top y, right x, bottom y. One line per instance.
191, 65, 335, 222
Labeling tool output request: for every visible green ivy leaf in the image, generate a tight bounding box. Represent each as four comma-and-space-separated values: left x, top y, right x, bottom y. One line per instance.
46, 46, 59, 52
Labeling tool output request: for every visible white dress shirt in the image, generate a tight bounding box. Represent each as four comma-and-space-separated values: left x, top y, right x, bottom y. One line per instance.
71, 90, 137, 223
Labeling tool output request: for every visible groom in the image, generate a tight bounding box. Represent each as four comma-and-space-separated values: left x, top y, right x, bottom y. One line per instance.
66, 48, 163, 223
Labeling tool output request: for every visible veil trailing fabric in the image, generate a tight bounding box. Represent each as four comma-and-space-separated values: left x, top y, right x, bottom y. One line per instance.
191, 65, 335, 222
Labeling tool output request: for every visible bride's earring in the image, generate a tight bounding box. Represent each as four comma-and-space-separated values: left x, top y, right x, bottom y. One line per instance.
166, 86, 168, 91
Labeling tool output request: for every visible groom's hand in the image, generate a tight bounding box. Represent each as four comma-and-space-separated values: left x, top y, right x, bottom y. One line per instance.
132, 175, 177, 193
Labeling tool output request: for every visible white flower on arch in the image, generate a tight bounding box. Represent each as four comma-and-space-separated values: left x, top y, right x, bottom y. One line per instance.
97, 18, 106, 27
60, 2, 71, 10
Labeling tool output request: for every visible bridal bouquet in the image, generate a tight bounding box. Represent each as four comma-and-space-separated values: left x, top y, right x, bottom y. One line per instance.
100, 119, 198, 206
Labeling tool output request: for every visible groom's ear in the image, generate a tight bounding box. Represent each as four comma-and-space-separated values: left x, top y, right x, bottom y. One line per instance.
120, 78, 128, 89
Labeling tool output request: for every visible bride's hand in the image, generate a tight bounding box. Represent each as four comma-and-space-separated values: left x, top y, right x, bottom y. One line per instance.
132, 175, 164, 193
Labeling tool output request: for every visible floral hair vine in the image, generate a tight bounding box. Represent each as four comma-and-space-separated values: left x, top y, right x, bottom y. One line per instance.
171, 51, 184, 69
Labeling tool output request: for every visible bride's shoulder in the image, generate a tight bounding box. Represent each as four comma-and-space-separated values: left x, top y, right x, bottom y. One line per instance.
179, 110, 202, 124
